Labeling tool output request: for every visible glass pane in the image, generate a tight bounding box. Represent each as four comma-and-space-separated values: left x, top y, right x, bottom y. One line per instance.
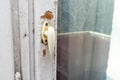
57, 0, 114, 80
57, 0, 113, 34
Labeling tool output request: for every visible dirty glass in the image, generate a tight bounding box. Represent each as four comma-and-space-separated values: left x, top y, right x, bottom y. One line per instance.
57, 0, 114, 34
57, 0, 114, 80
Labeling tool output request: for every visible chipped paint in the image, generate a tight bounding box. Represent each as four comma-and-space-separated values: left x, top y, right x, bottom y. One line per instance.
34, 0, 57, 79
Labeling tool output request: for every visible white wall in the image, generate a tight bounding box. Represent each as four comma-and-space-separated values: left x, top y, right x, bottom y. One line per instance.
0, 0, 14, 80
107, 0, 120, 80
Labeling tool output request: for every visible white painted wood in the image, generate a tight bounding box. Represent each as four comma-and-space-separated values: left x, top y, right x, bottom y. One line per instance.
107, 0, 120, 80
18, 0, 30, 80
28, 0, 35, 80
34, 0, 58, 80
0, 0, 14, 80
11, 0, 21, 73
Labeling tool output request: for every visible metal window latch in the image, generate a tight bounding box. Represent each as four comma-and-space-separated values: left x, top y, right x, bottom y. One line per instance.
15, 72, 21, 80
41, 21, 55, 55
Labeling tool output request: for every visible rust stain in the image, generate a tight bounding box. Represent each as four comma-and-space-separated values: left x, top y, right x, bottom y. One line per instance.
41, 10, 53, 20
43, 49, 46, 57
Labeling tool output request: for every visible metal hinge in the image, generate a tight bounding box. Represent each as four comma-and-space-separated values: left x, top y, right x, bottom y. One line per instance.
15, 72, 21, 80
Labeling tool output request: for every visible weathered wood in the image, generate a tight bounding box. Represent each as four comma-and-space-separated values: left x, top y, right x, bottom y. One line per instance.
12, 0, 35, 80
18, 0, 30, 80
11, 0, 21, 74
34, 0, 58, 80
28, 0, 35, 80
11, 0, 35, 80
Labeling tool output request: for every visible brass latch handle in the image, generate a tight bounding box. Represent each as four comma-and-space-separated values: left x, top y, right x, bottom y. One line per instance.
41, 21, 55, 55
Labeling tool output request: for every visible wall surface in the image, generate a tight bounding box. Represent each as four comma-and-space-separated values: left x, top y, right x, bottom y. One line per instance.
0, 0, 14, 80
107, 0, 120, 79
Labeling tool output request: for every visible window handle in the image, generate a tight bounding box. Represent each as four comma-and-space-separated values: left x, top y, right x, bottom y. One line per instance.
41, 21, 55, 55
